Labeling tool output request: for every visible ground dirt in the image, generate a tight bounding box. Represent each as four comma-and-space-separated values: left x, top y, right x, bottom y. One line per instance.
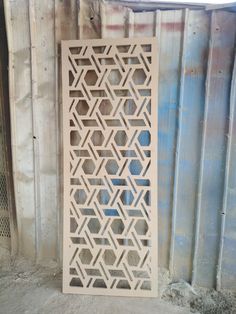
0, 248, 236, 314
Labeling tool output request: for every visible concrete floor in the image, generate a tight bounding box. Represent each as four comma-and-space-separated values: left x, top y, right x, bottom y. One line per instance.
0, 257, 190, 314
2, 248, 236, 314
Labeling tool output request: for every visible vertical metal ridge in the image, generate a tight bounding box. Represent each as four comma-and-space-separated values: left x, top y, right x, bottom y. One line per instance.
217, 53, 236, 290
154, 10, 161, 39
169, 8, 189, 276
100, 0, 106, 40
127, 7, 134, 38
54, 0, 61, 264
28, 0, 41, 261
154, 9, 161, 269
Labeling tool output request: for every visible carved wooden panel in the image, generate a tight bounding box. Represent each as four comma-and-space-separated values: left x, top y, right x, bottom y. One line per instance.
62, 38, 158, 297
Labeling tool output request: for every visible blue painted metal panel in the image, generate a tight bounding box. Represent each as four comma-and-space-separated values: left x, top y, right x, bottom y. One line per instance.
170, 9, 210, 282
79, 6, 236, 290
193, 11, 236, 288
128, 8, 236, 289
157, 10, 184, 268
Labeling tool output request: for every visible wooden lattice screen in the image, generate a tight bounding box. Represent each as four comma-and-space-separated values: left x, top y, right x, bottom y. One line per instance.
62, 38, 158, 297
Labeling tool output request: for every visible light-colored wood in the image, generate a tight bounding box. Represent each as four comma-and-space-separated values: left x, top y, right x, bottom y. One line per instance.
62, 37, 158, 297
100, 0, 133, 248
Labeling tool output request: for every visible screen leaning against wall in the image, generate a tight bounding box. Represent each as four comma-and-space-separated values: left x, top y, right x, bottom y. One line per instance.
62, 37, 158, 297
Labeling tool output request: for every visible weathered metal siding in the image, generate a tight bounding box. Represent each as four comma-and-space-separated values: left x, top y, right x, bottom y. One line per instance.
3, 0, 236, 290
193, 11, 236, 288
157, 9, 184, 274
170, 9, 210, 283
219, 53, 236, 291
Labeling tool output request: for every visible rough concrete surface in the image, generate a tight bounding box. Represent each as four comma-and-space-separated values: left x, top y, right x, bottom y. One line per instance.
0, 248, 235, 314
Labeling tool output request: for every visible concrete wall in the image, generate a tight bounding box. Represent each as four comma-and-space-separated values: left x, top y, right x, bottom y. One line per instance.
3, 0, 236, 290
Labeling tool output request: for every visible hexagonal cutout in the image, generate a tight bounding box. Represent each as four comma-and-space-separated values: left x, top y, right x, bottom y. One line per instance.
138, 130, 151, 147
132, 68, 147, 85
134, 219, 148, 235
88, 218, 101, 234
79, 248, 93, 265
114, 131, 128, 146
108, 69, 122, 85
129, 160, 142, 175
84, 70, 98, 86
75, 100, 89, 115
120, 190, 134, 206
74, 189, 87, 205
91, 130, 105, 146
127, 250, 140, 267
111, 219, 125, 235
105, 159, 119, 175
123, 99, 137, 115
82, 159, 96, 175
102, 249, 116, 265
97, 189, 110, 205
99, 99, 113, 115
70, 130, 81, 146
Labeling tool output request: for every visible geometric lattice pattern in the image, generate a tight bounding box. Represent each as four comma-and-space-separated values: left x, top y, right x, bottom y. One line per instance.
62, 38, 158, 297
0, 215, 10, 238
0, 102, 10, 238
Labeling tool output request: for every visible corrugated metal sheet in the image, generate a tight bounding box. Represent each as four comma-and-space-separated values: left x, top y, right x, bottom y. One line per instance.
3, 0, 236, 290
170, 9, 210, 284
193, 11, 236, 288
